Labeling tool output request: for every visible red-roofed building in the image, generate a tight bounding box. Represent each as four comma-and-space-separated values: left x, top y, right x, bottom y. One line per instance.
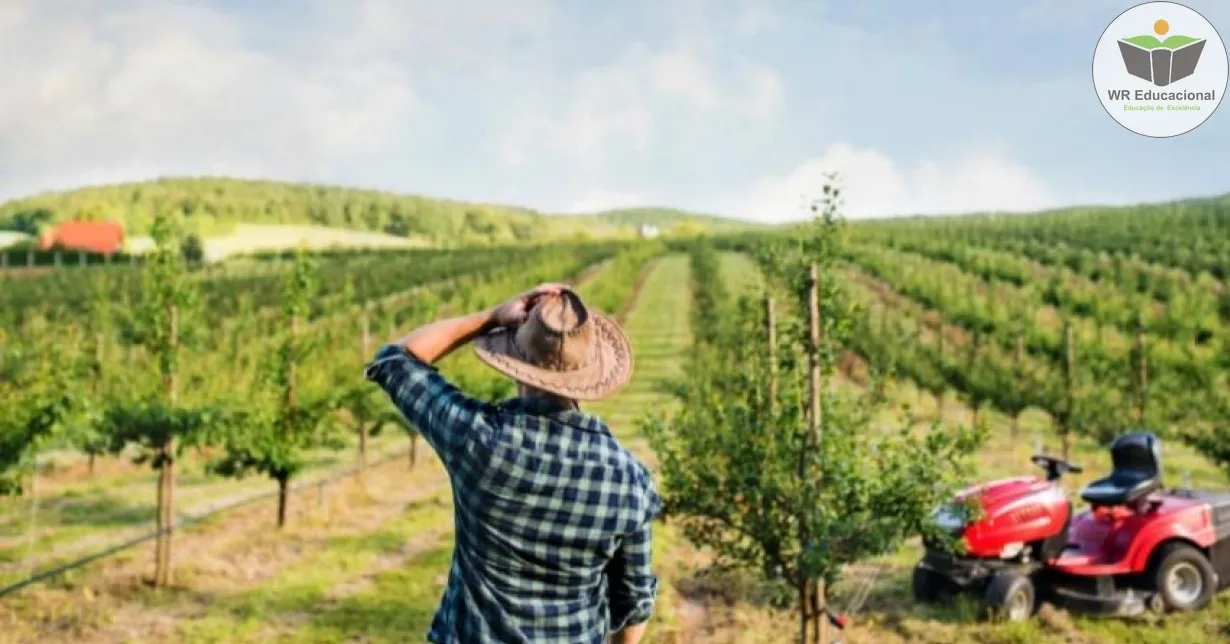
39, 221, 125, 254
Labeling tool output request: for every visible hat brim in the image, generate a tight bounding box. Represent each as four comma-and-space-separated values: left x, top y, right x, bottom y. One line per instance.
472, 311, 633, 402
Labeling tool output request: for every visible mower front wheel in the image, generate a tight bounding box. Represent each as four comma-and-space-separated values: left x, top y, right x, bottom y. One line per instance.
983, 571, 1035, 622
912, 564, 948, 603
1150, 542, 1216, 612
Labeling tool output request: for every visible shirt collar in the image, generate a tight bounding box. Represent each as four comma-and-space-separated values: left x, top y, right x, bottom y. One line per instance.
498, 396, 610, 434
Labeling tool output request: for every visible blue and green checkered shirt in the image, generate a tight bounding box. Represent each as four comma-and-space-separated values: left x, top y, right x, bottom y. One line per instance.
365, 343, 660, 643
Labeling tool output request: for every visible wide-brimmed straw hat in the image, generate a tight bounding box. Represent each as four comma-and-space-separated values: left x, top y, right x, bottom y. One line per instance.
473, 289, 633, 401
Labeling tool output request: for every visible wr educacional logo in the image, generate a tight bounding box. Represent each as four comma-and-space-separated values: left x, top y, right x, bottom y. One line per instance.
1116, 18, 1206, 86
1093, 1, 1227, 138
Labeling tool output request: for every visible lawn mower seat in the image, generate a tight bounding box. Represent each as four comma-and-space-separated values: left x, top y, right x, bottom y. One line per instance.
1080, 432, 1163, 507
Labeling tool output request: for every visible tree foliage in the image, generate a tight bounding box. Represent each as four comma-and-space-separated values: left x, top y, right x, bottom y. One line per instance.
645, 185, 986, 627
209, 249, 342, 527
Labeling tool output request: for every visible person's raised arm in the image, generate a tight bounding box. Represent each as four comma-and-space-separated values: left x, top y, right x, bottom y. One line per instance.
395, 282, 568, 364
364, 282, 568, 469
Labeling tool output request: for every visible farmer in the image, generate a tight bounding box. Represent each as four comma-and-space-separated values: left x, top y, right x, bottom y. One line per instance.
365, 283, 660, 644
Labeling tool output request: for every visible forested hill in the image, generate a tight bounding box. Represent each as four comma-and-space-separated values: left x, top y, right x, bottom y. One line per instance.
0, 177, 754, 245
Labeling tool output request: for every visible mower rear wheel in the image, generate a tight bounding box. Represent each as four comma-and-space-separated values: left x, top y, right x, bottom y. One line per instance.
983, 571, 1035, 622
912, 564, 948, 603
1149, 543, 1215, 612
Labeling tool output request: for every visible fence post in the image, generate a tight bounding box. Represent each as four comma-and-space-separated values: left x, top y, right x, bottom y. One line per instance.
1011, 328, 1024, 438
804, 262, 829, 644
1061, 320, 1076, 461
968, 331, 981, 426
357, 310, 372, 476
23, 460, 40, 579
936, 325, 946, 422
766, 297, 777, 410
1133, 311, 1148, 424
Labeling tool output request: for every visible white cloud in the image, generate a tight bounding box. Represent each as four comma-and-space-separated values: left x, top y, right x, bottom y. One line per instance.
730, 0, 782, 36
649, 51, 783, 118
736, 142, 1055, 222
497, 41, 784, 170
0, 1, 416, 199
562, 189, 649, 213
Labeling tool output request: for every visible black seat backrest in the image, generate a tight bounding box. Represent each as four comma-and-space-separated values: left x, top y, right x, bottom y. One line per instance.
1109, 431, 1162, 484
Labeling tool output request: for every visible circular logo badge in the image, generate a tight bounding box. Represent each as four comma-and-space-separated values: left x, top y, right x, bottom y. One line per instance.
1093, 2, 1228, 138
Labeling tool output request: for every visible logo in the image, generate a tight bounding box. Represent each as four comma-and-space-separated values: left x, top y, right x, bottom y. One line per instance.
1093, 2, 1228, 137
1118, 19, 1206, 86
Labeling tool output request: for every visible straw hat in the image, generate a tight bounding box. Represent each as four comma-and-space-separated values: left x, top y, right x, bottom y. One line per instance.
473, 289, 633, 401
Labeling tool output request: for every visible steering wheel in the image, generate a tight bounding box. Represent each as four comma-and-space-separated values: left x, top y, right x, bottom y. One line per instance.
1031, 455, 1083, 482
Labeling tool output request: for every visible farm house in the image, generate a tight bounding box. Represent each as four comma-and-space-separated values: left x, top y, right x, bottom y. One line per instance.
39, 220, 125, 254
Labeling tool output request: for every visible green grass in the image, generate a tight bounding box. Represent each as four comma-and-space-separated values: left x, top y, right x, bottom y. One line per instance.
165, 254, 700, 643
173, 493, 455, 643
14, 250, 1230, 643
0, 432, 409, 578
718, 252, 764, 296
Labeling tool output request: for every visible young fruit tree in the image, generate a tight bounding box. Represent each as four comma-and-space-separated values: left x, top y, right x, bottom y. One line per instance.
0, 317, 84, 495
78, 273, 116, 477
210, 249, 341, 528
97, 211, 219, 587
645, 182, 985, 644
334, 304, 405, 476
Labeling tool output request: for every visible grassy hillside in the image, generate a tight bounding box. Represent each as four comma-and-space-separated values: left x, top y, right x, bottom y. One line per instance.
0, 177, 755, 248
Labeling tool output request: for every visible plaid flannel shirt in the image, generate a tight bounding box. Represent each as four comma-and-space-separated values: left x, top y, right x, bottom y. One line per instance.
364, 343, 660, 643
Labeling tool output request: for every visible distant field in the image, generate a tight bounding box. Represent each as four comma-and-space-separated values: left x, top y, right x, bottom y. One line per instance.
124, 224, 430, 261
0, 177, 756, 248
0, 231, 32, 248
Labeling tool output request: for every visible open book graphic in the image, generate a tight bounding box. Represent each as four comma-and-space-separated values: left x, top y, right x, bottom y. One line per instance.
1118, 34, 1207, 86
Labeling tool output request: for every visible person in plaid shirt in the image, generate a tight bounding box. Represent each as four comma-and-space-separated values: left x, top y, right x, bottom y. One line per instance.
365, 283, 659, 643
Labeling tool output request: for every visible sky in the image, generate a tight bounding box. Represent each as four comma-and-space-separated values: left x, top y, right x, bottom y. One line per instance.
1, 0, 1228, 222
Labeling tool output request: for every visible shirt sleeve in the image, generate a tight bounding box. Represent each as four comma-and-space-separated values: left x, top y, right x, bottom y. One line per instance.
363, 343, 491, 471
607, 486, 662, 632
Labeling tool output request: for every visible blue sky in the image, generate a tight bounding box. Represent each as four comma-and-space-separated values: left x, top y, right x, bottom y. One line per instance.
1, 0, 1227, 221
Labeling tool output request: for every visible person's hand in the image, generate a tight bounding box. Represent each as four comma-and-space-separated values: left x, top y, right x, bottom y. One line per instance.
490, 283, 569, 328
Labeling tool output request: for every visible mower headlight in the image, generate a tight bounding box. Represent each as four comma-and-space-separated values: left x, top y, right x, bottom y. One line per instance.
999, 542, 1025, 559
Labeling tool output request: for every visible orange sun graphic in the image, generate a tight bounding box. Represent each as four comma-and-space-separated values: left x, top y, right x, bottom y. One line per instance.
1154, 19, 1169, 36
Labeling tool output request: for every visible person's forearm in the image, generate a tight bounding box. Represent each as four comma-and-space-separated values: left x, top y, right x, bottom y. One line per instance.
395, 307, 495, 365
610, 621, 647, 644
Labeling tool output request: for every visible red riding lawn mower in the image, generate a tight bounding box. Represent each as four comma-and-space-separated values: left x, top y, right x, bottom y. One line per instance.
913, 431, 1230, 622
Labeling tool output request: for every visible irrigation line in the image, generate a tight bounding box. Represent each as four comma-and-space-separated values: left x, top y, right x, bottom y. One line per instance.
0, 447, 413, 599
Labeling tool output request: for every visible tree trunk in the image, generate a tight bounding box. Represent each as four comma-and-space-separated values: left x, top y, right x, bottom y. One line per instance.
798, 578, 810, 644
90, 331, 104, 479
154, 304, 179, 588
813, 581, 828, 644
276, 474, 291, 529
154, 447, 174, 587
